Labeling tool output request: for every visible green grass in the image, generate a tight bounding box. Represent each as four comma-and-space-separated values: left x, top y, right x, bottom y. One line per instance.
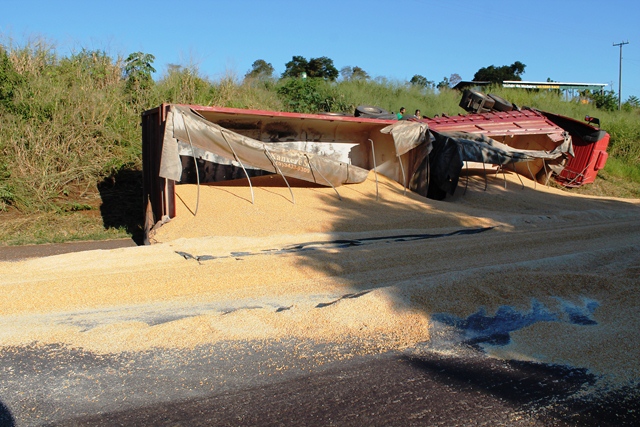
0, 210, 130, 246
603, 156, 640, 183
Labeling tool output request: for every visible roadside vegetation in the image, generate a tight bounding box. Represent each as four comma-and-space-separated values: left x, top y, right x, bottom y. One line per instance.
1, 41, 639, 246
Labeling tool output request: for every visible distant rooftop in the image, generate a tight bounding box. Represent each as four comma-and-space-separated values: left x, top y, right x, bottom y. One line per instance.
454, 80, 608, 93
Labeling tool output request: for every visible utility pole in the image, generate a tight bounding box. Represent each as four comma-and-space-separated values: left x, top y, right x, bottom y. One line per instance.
613, 41, 629, 110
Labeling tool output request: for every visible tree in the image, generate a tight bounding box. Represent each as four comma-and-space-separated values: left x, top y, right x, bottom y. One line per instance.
351, 66, 369, 80
282, 55, 338, 81
123, 52, 156, 96
437, 76, 449, 90
622, 95, 639, 112
307, 56, 338, 81
473, 61, 526, 84
449, 73, 462, 87
589, 90, 618, 111
509, 61, 526, 77
245, 59, 274, 80
624, 95, 640, 108
410, 74, 433, 89
340, 65, 369, 81
0, 46, 23, 108
340, 66, 352, 81
282, 56, 309, 79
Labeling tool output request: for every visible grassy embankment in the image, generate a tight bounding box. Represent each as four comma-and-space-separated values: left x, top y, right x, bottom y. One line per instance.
1, 42, 639, 246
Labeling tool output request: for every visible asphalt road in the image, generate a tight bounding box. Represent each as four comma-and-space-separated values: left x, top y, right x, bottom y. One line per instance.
1, 210, 639, 425
2, 338, 638, 427
0, 238, 138, 262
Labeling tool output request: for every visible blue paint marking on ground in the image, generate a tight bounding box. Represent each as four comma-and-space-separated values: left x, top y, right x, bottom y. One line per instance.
432, 298, 600, 346
557, 297, 600, 326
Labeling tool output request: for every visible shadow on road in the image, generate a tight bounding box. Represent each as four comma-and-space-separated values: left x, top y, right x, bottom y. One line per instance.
0, 400, 15, 427
98, 168, 145, 245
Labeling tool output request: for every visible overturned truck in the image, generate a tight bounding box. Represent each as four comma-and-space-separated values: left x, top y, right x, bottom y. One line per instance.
142, 102, 610, 243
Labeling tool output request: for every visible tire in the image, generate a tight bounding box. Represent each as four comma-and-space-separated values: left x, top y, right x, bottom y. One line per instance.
488, 94, 513, 112
355, 105, 389, 117
459, 89, 492, 113
319, 112, 349, 116
481, 96, 495, 110
358, 113, 397, 120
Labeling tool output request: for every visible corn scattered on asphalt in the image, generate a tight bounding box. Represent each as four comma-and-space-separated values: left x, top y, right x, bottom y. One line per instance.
1, 171, 639, 424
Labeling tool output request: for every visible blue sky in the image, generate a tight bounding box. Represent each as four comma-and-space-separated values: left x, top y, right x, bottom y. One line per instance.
2, 0, 639, 99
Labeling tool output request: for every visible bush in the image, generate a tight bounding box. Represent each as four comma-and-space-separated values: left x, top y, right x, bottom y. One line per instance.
590, 90, 619, 112
276, 77, 350, 113
0, 46, 23, 109
0, 162, 14, 211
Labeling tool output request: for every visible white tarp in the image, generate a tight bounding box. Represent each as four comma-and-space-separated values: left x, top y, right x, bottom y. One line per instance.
159, 105, 370, 187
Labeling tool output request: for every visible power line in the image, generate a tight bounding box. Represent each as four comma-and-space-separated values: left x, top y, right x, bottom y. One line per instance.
613, 41, 629, 110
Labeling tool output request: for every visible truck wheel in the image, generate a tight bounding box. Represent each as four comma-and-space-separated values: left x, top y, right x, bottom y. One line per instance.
481, 96, 495, 110
359, 113, 397, 120
355, 105, 389, 117
459, 89, 492, 113
488, 94, 513, 112
319, 112, 348, 116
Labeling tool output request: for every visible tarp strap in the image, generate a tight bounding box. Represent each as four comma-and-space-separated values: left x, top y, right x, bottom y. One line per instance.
463, 162, 469, 195
511, 160, 525, 189
181, 111, 200, 216
526, 162, 536, 189
305, 154, 341, 201
263, 144, 295, 205
397, 153, 407, 196
482, 161, 487, 191
427, 147, 431, 195
542, 161, 550, 187
464, 161, 489, 195
499, 164, 507, 189
561, 157, 597, 187
368, 139, 379, 201
220, 131, 255, 204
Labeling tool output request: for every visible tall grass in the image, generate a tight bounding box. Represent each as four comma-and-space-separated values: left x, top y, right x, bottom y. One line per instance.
597, 112, 640, 163
0, 40, 638, 216
0, 43, 140, 211
331, 79, 462, 117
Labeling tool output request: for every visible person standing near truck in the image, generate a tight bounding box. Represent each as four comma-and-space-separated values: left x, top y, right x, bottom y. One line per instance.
396, 107, 406, 119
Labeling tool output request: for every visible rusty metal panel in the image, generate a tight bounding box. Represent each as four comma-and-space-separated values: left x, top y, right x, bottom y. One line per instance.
142, 104, 175, 244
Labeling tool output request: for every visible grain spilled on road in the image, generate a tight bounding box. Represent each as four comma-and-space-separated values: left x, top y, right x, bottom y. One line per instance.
1, 171, 639, 387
